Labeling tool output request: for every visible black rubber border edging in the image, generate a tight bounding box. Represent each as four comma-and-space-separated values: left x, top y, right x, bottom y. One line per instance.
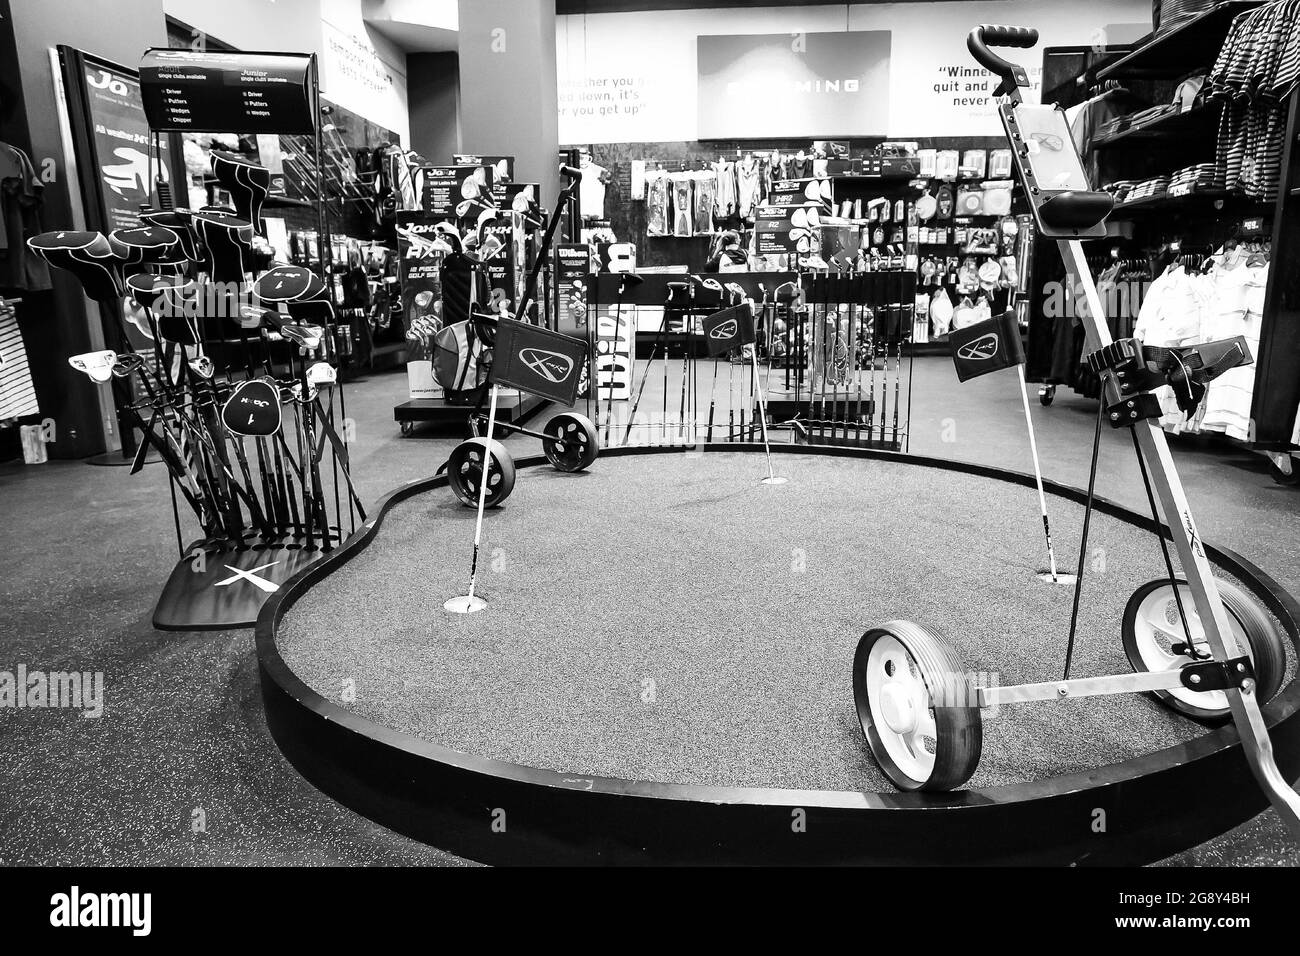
255, 443, 1300, 865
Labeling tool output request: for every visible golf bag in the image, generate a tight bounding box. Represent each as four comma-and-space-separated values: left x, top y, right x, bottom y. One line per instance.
434, 251, 495, 404
433, 316, 495, 405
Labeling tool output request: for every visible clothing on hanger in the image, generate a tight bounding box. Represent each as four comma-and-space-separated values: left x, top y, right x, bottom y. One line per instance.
0, 142, 53, 292
578, 155, 611, 220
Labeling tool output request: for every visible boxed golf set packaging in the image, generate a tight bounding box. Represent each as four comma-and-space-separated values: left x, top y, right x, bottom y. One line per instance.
755, 204, 822, 256
421, 164, 496, 218
480, 218, 518, 312
500, 182, 540, 220
555, 243, 593, 339
397, 212, 447, 399
454, 154, 514, 184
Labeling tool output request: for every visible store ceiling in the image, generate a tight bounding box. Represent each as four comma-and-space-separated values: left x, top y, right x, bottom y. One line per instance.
556, 0, 939, 12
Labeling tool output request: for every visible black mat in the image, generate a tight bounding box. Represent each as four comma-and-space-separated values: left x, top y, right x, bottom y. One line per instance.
278, 451, 1294, 793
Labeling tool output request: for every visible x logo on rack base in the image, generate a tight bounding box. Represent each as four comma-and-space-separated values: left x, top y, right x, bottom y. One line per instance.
214, 561, 281, 593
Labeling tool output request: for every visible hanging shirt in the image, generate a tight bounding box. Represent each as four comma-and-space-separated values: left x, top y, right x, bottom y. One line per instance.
645, 170, 670, 237
579, 160, 609, 220
0, 143, 53, 291
670, 172, 693, 237
736, 158, 761, 219
1201, 258, 1266, 441
693, 170, 717, 235
712, 160, 736, 218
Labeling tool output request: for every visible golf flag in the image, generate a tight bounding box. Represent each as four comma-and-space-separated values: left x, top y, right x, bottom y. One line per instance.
702, 302, 756, 357
492, 318, 590, 407
950, 311, 1025, 382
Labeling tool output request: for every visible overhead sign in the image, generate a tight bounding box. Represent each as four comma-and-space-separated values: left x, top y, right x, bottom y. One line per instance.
697, 31, 891, 138
139, 49, 315, 134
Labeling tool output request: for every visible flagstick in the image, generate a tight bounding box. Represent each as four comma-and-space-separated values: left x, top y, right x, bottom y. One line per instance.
445, 384, 500, 613
1016, 364, 1060, 582
752, 345, 786, 485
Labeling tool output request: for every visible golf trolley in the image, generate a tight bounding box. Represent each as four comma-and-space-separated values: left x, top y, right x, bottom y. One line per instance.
445, 399, 598, 507
852, 25, 1300, 843
441, 165, 600, 508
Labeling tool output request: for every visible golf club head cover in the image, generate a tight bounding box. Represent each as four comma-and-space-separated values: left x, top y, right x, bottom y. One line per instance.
110, 225, 184, 267
135, 275, 201, 345
221, 378, 282, 437
27, 231, 128, 303
126, 272, 177, 312
210, 150, 271, 234
253, 265, 328, 305
690, 275, 725, 310
140, 209, 200, 262
285, 296, 336, 325
191, 209, 255, 285
67, 350, 118, 384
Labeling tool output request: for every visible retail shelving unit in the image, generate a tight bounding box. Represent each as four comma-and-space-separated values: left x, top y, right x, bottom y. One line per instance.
1095, 1, 1264, 80
1042, 2, 1300, 451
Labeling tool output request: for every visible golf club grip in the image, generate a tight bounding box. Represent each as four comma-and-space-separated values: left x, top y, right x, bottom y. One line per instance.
967, 24, 1038, 78
560, 164, 583, 182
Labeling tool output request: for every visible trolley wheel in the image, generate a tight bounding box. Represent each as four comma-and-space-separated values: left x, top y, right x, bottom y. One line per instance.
542, 412, 599, 472
1122, 578, 1285, 723
400, 420, 413, 437
1039, 384, 1056, 407
446, 437, 516, 508
853, 620, 983, 792
1266, 452, 1299, 487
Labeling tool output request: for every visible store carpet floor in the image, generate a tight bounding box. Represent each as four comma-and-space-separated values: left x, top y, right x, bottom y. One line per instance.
2, 357, 1299, 865
278, 452, 1292, 794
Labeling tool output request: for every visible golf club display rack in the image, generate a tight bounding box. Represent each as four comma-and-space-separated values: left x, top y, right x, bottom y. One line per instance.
31, 49, 365, 630
581, 270, 793, 447
768, 268, 917, 451
577, 268, 914, 452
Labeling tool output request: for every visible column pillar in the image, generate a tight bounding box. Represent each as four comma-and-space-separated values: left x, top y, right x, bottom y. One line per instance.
456, 0, 560, 208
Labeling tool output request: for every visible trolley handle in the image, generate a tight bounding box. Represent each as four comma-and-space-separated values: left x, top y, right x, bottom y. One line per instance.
967, 24, 1038, 92
560, 164, 583, 183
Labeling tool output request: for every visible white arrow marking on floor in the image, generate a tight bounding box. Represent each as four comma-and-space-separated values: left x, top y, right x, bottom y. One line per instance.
214, 560, 281, 593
